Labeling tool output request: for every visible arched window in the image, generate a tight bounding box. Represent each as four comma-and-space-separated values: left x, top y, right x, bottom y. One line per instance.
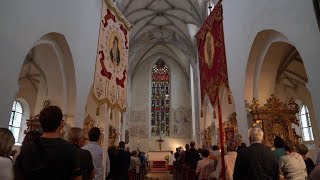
9, 100, 23, 143
313, 0, 320, 30
151, 59, 170, 137
300, 105, 314, 141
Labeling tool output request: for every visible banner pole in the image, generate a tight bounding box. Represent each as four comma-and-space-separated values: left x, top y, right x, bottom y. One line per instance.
217, 88, 226, 180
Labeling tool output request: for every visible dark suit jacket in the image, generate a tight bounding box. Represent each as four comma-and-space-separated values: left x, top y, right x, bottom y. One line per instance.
233, 143, 279, 180
77, 148, 94, 180
185, 148, 200, 169
114, 149, 131, 178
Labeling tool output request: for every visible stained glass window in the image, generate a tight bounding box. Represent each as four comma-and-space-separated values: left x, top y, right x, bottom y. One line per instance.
300, 105, 314, 141
9, 101, 23, 143
151, 59, 170, 137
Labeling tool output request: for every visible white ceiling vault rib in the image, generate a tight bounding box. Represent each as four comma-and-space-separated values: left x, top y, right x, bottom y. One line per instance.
119, 0, 202, 75
276, 45, 308, 88
186, 0, 203, 22
163, 16, 193, 43
19, 50, 47, 92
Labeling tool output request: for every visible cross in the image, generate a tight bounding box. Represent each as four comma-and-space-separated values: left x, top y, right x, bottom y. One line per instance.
156, 136, 164, 151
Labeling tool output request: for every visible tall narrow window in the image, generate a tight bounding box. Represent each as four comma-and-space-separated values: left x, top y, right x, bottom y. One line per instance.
300, 105, 314, 141
9, 101, 23, 143
151, 59, 170, 137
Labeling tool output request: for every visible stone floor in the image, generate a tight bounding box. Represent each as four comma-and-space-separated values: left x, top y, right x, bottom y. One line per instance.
145, 171, 174, 180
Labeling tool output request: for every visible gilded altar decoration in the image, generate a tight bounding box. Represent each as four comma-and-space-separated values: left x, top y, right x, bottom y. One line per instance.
223, 112, 238, 130
93, 0, 131, 112
248, 94, 300, 146
201, 126, 213, 148
108, 125, 118, 146
223, 112, 238, 141
83, 115, 95, 143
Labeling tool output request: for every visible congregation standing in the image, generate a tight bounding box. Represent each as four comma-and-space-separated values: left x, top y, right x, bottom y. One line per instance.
0, 106, 148, 180
173, 127, 320, 180
1, 105, 320, 180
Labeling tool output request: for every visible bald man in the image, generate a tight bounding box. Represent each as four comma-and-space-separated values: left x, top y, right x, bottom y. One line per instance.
68, 127, 95, 180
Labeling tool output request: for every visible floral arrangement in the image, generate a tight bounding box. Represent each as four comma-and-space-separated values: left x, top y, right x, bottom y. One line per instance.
164, 155, 169, 161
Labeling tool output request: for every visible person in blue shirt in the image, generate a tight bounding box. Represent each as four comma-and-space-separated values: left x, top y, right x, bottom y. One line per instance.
273, 136, 286, 162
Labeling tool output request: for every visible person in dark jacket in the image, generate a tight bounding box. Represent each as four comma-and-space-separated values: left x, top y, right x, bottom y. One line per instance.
177, 144, 190, 164
68, 127, 94, 180
185, 141, 200, 169
114, 141, 130, 180
106, 146, 117, 180
297, 144, 315, 175
233, 128, 279, 180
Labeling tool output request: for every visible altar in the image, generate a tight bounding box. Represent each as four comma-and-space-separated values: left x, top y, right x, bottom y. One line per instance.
148, 151, 171, 171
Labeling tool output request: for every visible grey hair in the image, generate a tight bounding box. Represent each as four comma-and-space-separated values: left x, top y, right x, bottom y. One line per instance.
68, 127, 84, 144
248, 128, 264, 143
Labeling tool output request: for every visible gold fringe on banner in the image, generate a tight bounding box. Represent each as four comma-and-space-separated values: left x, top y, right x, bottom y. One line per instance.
96, 107, 100, 116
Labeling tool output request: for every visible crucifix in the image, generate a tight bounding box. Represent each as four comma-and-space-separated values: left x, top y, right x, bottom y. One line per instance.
156, 136, 164, 151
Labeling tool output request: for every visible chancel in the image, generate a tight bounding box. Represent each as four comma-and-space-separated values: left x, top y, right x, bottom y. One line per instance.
1, 0, 320, 179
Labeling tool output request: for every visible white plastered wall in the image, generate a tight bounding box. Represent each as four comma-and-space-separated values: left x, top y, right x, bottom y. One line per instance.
0, 0, 101, 127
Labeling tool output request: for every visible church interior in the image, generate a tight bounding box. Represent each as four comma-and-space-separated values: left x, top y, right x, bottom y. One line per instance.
1, 0, 320, 179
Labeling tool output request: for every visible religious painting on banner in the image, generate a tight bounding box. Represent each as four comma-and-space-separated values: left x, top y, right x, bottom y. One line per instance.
93, 0, 131, 112
195, 2, 231, 107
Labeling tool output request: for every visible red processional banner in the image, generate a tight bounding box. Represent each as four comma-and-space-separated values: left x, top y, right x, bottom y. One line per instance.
93, 0, 131, 112
196, 3, 230, 179
195, 2, 230, 107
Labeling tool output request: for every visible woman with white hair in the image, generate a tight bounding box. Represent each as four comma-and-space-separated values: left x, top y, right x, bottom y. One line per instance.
0, 128, 15, 180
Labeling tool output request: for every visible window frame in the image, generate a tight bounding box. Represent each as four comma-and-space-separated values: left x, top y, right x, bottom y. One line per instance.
8, 100, 24, 143
299, 105, 314, 142
151, 59, 170, 137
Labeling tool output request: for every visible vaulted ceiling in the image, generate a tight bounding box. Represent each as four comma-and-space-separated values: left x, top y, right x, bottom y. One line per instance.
276, 46, 308, 88
117, 0, 204, 43
115, 0, 208, 76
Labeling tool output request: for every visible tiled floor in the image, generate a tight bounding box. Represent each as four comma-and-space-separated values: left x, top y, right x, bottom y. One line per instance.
145, 171, 174, 180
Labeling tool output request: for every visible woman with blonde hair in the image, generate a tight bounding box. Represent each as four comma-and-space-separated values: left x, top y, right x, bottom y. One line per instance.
0, 127, 15, 180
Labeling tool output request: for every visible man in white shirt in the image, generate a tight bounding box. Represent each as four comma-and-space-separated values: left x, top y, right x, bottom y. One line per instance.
82, 127, 110, 180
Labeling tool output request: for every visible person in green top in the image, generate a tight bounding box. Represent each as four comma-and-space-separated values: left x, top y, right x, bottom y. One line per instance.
273, 136, 286, 162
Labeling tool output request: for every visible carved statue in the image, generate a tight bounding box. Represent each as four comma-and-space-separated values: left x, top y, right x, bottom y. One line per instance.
83, 115, 95, 143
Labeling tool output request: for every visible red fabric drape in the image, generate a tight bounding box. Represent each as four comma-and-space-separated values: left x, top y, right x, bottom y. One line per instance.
196, 2, 230, 180
195, 2, 230, 107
